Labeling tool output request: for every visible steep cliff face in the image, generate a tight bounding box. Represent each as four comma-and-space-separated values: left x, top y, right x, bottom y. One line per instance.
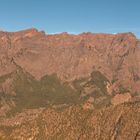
0, 29, 140, 139
0, 29, 140, 92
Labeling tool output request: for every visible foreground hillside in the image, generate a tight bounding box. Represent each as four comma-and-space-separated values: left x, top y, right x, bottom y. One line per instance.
0, 28, 140, 139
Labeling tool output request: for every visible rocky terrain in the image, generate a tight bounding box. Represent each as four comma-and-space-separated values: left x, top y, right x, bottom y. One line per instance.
0, 28, 140, 139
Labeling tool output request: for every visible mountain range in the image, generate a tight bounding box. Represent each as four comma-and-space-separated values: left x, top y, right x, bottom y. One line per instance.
0, 28, 140, 140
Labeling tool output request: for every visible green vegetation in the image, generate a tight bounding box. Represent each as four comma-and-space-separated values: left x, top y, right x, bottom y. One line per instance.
118, 85, 129, 93
5, 68, 81, 114
0, 72, 13, 83
90, 71, 109, 94
0, 125, 17, 139
133, 74, 140, 81
72, 71, 112, 109
40, 74, 80, 105
73, 71, 109, 96
94, 96, 111, 109
111, 78, 118, 84
0, 69, 113, 116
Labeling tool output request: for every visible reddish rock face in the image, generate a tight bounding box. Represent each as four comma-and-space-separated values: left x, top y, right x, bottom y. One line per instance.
0, 28, 140, 140
0, 28, 140, 93
111, 92, 131, 105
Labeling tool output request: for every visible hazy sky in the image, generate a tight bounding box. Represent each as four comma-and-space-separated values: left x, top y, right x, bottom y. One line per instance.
0, 0, 140, 37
